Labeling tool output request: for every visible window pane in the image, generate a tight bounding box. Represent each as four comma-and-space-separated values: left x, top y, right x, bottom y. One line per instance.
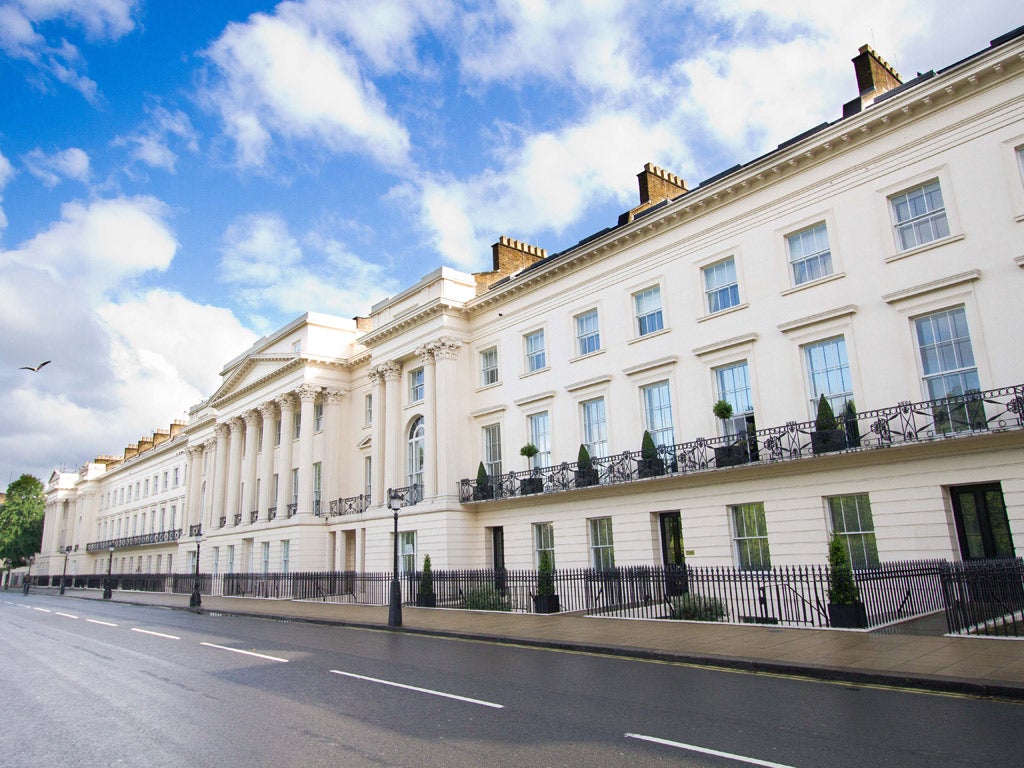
828, 494, 879, 568
481, 348, 498, 385
642, 381, 675, 447
891, 181, 948, 251
576, 310, 600, 355
483, 424, 502, 477
788, 223, 832, 285
525, 331, 546, 371
582, 398, 608, 457
732, 503, 770, 570
634, 287, 664, 336
529, 411, 551, 467
804, 337, 852, 414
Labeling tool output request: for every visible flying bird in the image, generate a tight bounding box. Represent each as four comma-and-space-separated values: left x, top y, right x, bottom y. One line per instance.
20, 360, 51, 372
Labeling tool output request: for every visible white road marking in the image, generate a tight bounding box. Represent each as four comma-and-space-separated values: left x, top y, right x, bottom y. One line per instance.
330, 669, 504, 709
132, 628, 180, 640
32, 607, 51, 613
625, 734, 798, 768
55, 612, 78, 619
200, 642, 288, 662
86, 619, 118, 627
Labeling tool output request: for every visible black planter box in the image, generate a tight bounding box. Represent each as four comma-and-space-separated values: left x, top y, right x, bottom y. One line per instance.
843, 417, 861, 448
828, 601, 868, 628
714, 443, 749, 468
415, 593, 436, 608
473, 485, 494, 501
520, 477, 544, 495
533, 594, 560, 614
637, 457, 666, 478
574, 468, 599, 488
811, 428, 846, 455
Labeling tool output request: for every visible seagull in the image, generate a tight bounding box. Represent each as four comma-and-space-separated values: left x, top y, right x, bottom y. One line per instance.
20, 360, 51, 372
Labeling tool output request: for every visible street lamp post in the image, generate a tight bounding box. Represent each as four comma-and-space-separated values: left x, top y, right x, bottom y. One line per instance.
59, 545, 72, 595
189, 530, 203, 610
103, 545, 115, 599
388, 490, 402, 628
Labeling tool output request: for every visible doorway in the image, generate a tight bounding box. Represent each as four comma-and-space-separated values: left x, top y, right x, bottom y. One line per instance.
491, 526, 506, 591
659, 512, 686, 596
950, 483, 1014, 560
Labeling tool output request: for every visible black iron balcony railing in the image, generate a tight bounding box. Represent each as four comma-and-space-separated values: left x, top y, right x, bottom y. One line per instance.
86, 529, 183, 552
459, 384, 1024, 502
329, 494, 370, 516
218, 516, 227, 527
313, 498, 321, 517
268, 507, 277, 520
189, 524, 202, 537
249, 510, 258, 524
286, 503, 297, 518
233, 512, 243, 525
390, 484, 422, 508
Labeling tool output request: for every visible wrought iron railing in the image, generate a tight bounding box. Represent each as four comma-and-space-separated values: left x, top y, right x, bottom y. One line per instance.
268, 507, 277, 520
459, 384, 1024, 502
286, 504, 297, 518
218, 516, 227, 527
86, 529, 183, 552
249, 510, 258, 524
233, 512, 243, 525
188, 524, 202, 537
941, 558, 1024, 637
389, 484, 422, 508
329, 494, 369, 516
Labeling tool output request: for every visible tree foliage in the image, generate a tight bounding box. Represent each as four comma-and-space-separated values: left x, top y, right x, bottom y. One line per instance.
0, 475, 45, 569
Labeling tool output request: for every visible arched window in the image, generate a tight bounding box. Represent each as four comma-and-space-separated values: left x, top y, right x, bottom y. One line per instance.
407, 416, 425, 493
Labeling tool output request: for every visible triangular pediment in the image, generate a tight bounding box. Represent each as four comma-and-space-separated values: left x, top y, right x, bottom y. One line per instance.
208, 354, 299, 406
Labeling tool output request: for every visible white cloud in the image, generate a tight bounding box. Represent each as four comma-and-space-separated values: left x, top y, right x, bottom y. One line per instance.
22, 146, 90, 186
0, 148, 12, 231
114, 105, 199, 173
458, 0, 638, 92
0, 194, 256, 483
203, 5, 412, 169
219, 211, 400, 324
0, 0, 139, 101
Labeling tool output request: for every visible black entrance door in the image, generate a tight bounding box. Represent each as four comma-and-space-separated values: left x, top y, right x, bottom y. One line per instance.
492, 527, 506, 591
659, 512, 686, 595
950, 484, 1015, 560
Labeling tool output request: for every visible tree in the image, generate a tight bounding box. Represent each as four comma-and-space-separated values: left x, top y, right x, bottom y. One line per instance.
0, 475, 45, 571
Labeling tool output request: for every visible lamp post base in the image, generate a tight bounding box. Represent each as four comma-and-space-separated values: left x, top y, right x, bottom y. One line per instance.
102, 580, 112, 600
189, 590, 202, 610
388, 578, 402, 627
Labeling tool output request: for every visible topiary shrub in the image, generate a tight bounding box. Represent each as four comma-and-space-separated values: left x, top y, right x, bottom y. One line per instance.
815, 394, 838, 432
641, 430, 658, 460
669, 594, 727, 622
419, 554, 433, 595
537, 549, 555, 596
827, 534, 859, 605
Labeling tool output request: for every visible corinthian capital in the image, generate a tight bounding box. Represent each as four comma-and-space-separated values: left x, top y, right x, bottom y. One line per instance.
430, 336, 462, 360
296, 383, 321, 402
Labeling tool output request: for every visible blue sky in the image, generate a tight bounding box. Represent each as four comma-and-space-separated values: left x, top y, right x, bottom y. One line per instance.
0, 0, 1020, 485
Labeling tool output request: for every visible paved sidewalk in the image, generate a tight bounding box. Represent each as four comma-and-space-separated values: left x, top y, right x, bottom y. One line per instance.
38, 587, 1024, 700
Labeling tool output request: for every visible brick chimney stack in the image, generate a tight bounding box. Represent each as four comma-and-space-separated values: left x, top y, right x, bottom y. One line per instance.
474, 236, 548, 294
852, 44, 902, 106
621, 163, 688, 223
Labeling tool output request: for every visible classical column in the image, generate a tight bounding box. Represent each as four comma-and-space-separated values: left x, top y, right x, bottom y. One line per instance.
186, 445, 204, 530
257, 403, 277, 521
275, 394, 295, 518
368, 368, 384, 506
415, 345, 436, 499
224, 418, 244, 527
241, 410, 259, 523
323, 388, 345, 511
380, 362, 403, 492
432, 337, 462, 499
295, 384, 319, 516
212, 425, 229, 530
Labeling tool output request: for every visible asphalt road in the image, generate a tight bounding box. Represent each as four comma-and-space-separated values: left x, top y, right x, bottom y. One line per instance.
2, 592, 1021, 767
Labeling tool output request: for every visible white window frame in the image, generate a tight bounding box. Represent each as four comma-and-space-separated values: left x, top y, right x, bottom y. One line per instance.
524, 329, 546, 373
407, 417, 425, 490
703, 257, 740, 314
786, 222, 833, 286
641, 380, 675, 449
480, 347, 499, 386
313, 402, 324, 432
293, 411, 301, 440
889, 179, 950, 252
528, 411, 551, 468
589, 517, 615, 571
826, 494, 879, 569
633, 285, 664, 337
803, 336, 853, 416
313, 462, 322, 516
482, 423, 502, 478
409, 367, 424, 404
281, 540, 290, 573
731, 502, 770, 571
533, 522, 554, 568
581, 397, 608, 458
574, 309, 601, 357
399, 531, 416, 575
364, 394, 373, 426
261, 542, 270, 575
715, 361, 755, 437
913, 306, 980, 401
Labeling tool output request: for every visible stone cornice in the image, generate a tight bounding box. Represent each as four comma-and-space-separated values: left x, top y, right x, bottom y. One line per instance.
359, 299, 468, 347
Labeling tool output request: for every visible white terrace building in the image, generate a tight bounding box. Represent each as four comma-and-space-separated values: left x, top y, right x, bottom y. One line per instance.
37, 29, 1024, 583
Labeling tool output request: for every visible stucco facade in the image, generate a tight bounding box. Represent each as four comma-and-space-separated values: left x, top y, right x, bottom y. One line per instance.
35, 31, 1024, 581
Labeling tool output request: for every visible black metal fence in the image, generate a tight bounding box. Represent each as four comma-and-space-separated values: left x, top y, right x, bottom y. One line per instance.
459, 384, 1024, 502
940, 558, 1024, 637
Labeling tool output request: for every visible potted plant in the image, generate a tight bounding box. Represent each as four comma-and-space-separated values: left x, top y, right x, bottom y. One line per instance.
712, 400, 749, 467
533, 549, 560, 613
473, 461, 493, 500
519, 443, 544, 494
810, 394, 846, 454
415, 554, 436, 607
574, 444, 599, 488
637, 430, 666, 478
842, 400, 861, 448
826, 534, 867, 628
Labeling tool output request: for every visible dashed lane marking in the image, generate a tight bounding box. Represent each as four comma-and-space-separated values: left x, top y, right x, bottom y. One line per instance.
132, 628, 181, 640
330, 669, 504, 709
55, 612, 78, 619
199, 642, 288, 662
86, 619, 117, 627
626, 733, 797, 768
